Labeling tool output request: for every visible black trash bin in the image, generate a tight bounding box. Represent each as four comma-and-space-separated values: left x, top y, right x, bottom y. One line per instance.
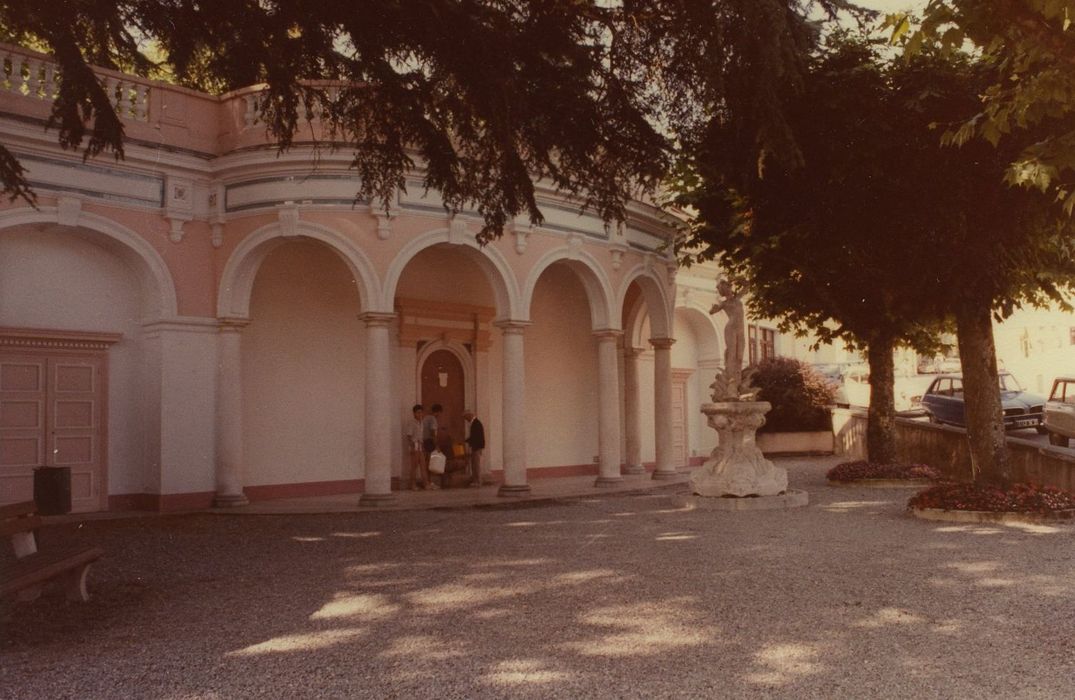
34, 466, 72, 515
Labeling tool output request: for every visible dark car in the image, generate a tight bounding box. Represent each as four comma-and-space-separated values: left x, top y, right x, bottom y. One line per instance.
920, 372, 1047, 433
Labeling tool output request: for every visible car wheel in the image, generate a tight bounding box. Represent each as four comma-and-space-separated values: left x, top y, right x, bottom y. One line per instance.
1036, 425, 1049, 435
1048, 431, 1069, 447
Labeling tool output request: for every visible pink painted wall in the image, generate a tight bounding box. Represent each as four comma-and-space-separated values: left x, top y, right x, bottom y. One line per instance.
0, 227, 148, 495
527, 264, 600, 468
243, 241, 365, 487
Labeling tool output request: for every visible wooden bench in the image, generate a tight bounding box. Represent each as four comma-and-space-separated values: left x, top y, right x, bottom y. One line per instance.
1, 501, 102, 602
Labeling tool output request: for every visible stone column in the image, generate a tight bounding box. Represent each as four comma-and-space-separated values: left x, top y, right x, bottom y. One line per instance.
360, 312, 396, 506
496, 321, 531, 497
214, 318, 249, 507
594, 330, 624, 486
621, 345, 645, 474
651, 336, 679, 480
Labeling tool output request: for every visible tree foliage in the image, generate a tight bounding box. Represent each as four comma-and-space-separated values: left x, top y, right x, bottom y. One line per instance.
752, 357, 836, 433
0, 0, 673, 240
890, 0, 1075, 213
675, 32, 1075, 473
0, 0, 852, 242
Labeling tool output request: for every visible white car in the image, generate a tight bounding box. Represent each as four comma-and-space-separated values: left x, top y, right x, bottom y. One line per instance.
832, 364, 930, 414
1044, 376, 1075, 447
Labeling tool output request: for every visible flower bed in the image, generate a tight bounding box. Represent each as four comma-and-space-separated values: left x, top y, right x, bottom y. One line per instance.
826, 461, 942, 483
908, 482, 1075, 514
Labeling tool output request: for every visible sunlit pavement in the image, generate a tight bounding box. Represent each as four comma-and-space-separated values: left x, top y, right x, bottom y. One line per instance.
4, 456, 1073, 698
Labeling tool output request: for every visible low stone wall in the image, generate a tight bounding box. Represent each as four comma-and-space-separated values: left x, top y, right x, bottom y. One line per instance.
894, 419, 1075, 491
832, 407, 868, 460
891, 419, 974, 481
757, 431, 834, 456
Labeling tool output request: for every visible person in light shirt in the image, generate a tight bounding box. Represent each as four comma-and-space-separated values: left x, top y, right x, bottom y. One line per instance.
405, 404, 426, 489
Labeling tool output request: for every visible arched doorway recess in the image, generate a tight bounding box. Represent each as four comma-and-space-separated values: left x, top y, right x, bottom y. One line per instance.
419, 346, 467, 442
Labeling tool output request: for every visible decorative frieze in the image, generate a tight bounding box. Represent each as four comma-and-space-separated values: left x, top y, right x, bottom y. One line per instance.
607, 221, 628, 270
165, 176, 194, 243
448, 214, 470, 244
209, 183, 225, 248
56, 196, 82, 228
0, 327, 122, 352
278, 202, 300, 237
510, 219, 531, 255
373, 209, 394, 240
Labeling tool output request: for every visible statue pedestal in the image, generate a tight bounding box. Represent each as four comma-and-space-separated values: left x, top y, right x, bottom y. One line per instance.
690, 401, 789, 497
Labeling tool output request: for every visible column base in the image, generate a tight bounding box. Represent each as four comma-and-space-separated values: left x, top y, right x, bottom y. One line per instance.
651, 469, 680, 481
359, 492, 396, 507
498, 484, 532, 498
621, 464, 646, 475
594, 476, 624, 487
213, 493, 249, 508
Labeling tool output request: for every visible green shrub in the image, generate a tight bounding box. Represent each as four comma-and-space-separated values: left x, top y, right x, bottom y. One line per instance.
753, 357, 836, 433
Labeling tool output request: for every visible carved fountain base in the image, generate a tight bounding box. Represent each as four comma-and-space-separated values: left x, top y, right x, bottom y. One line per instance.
689, 401, 806, 508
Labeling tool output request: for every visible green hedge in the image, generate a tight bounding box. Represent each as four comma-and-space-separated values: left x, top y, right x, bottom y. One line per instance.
754, 357, 836, 433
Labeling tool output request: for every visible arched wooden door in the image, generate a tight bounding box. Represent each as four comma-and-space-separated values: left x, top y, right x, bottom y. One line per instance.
420, 349, 466, 443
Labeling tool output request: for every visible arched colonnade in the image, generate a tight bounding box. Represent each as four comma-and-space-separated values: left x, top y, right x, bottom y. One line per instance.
0, 202, 694, 508
213, 220, 677, 504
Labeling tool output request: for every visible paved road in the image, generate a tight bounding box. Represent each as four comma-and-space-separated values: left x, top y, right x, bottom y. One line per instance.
3, 456, 1073, 699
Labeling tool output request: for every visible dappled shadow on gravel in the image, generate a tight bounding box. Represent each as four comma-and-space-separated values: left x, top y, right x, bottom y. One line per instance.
3, 457, 1073, 698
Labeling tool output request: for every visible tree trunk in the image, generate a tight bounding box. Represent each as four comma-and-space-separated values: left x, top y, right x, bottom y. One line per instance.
955, 301, 1010, 485
866, 335, 897, 464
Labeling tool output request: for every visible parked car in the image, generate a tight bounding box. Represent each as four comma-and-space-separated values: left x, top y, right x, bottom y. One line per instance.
920, 372, 1047, 432
1043, 376, 1075, 447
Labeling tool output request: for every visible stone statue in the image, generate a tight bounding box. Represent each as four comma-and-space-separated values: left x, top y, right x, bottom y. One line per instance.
691, 275, 792, 500
710, 278, 745, 378
708, 278, 753, 401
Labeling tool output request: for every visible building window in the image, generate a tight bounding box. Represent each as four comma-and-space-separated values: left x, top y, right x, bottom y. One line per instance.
1069, 327, 1075, 346
760, 328, 776, 361
748, 325, 777, 364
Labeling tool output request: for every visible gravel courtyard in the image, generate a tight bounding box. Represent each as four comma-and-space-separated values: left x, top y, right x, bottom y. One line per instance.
3, 458, 1073, 699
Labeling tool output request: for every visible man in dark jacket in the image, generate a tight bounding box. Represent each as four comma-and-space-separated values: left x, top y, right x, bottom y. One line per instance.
463, 410, 489, 486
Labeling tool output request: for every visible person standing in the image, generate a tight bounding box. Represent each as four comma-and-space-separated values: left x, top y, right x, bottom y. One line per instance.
405, 404, 426, 490
463, 409, 488, 486
422, 403, 443, 489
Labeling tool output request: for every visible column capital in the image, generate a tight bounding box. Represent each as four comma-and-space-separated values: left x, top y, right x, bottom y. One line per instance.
358, 311, 397, 328
592, 329, 624, 342
649, 337, 676, 350
218, 316, 251, 332
494, 319, 532, 334
622, 345, 644, 359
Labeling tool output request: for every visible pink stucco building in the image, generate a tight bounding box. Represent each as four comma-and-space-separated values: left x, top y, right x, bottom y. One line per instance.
0, 43, 739, 513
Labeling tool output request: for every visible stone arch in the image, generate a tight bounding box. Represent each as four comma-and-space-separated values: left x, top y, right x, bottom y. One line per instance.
382, 229, 520, 320
415, 338, 475, 412
0, 205, 179, 319
218, 220, 381, 318
624, 290, 650, 349
522, 246, 616, 330
675, 304, 722, 365
617, 263, 672, 340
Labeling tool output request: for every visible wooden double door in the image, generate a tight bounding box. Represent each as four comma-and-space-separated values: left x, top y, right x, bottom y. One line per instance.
0, 351, 107, 513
